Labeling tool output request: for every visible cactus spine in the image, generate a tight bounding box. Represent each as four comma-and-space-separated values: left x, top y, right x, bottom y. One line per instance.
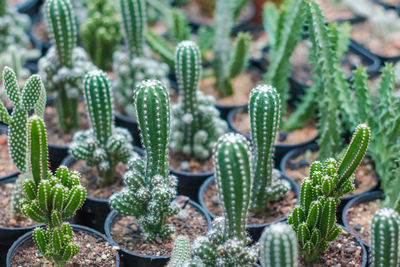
249, 84, 289, 213
167, 235, 191, 267
260, 223, 298, 267
371, 208, 400, 267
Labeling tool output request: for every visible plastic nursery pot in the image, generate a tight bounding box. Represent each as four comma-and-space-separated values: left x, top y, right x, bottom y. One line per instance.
227, 106, 317, 168
6, 224, 120, 267
351, 39, 400, 64
16, 0, 43, 17
104, 198, 212, 267
342, 190, 384, 249
198, 174, 299, 241
61, 146, 145, 233
114, 113, 143, 149
373, 0, 398, 10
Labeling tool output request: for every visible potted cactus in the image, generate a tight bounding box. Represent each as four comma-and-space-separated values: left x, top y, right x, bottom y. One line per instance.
105, 80, 211, 267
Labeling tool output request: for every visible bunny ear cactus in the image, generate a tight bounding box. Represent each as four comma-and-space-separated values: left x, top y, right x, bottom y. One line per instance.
110, 80, 180, 241
170, 40, 227, 161
371, 208, 400, 267
288, 124, 371, 263
70, 70, 135, 186
249, 84, 289, 213
260, 223, 298, 267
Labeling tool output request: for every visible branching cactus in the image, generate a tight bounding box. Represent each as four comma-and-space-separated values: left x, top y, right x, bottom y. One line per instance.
249, 84, 289, 213
260, 223, 298, 267
70, 70, 135, 186
110, 80, 180, 241
288, 124, 371, 263
19, 116, 86, 266
371, 208, 400, 267
167, 235, 191, 267
170, 41, 227, 161
190, 134, 259, 266
39, 0, 96, 133
113, 0, 169, 119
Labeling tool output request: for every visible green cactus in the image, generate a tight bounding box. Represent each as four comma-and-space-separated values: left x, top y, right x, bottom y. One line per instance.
170, 41, 227, 161
288, 124, 370, 263
70, 70, 135, 186
167, 235, 191, 267
260, 223, 298, 267
371, 208, 400, 267
110, 80, 180, 241
0, 0, 5, 16
249, 84, 289, 213
190, 134, 259, 267
20, 116, 86, 266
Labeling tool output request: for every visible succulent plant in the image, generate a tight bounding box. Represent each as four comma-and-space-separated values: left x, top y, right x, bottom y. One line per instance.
288, 124, 370, 262
371, 208, 400, 267
167, 235, 192, 267
260, 223, 298, 267
39, 0, 96, 133
110, 80, 180, 241
70, 70, 136, 187
190, 134, 259, 266
170, 40, 227, 161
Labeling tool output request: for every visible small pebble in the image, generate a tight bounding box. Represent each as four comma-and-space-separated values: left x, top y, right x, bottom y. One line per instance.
278, 131, 290, 142
354, 224, 362, 232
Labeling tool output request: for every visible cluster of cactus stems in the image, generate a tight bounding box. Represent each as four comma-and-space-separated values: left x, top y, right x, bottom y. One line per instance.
249, 84, 289, 213
70, 70, 135, 187
39, 0, 95, 133
259, 223, 298, 267
371, 208, 400, 267
170, 40, 227, 161
288, 124, 370, 262
110, 80, 180, 241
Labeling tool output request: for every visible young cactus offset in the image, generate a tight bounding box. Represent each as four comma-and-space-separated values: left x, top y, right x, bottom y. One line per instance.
260, 223, 298, 267
371, 208, 400, 267
70, 70, 135, 186
39, 0, 96, 133
170, 41, 227, 161
20, 116, 86, 266
167, 235, 192, 267
249, 84, 289, 213
110, 80, 180, 241
288, 124, 371, 263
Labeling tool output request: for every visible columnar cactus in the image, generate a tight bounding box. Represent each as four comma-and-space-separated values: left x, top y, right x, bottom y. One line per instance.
259, 223, 298, 267
39, 0, 96, 133
20, 116, 86, 266
167, 235, 192, 267
190, 134, 259, 266
249, 84, 289, 213
70, 70, 135, 186
0, 0, 5, 16
288, 124, 371, 263
170, 41, 227, 161
110, 80, 180, 241
371, 208, 400, 267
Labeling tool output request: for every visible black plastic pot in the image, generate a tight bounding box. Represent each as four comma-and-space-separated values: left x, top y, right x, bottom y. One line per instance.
342, 190, 384, 249
16, 0, 43, 17
198, 174, 299, 241
6, 224, 120, 267
104, 198, 211, 267
114, 112, 143, 148
351, 39, 400, 64
373, 0, 398, 10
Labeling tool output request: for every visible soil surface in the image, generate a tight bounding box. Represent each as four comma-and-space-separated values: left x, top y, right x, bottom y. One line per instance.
110, 196, 208, 257
203, 180, 297, 224
0, 132, 18, 177
169, 149, 214, 174
315, 0, 357, 21
346, 198, 381, 244
298, 230, 364, 266
11, 229, 118, 266
0, 182, 36, 227
285, 151, 378, 197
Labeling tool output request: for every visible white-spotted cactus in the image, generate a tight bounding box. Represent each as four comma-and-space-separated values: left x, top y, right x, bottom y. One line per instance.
110, 80, 180, 241
288, 124, 371, 262
260, 223, 298, 267
170, 41, 227, 161
167, 235, 191, 267
70, 70, 136, 186
371, 208, 400, 267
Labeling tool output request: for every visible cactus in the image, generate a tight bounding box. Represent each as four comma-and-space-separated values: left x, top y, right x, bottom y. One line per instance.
110, 80, 180, 241
19, 116, 86, 266
167, 235, 191, 267
39, 0, 96, 133
249, 84, 289, 213
259, 223, 298, 267
288, 124, 370, 262
170, 41, 227, 161
190, 134, 259, 267
70, 70, 135, 186
371, 208, 400, 267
